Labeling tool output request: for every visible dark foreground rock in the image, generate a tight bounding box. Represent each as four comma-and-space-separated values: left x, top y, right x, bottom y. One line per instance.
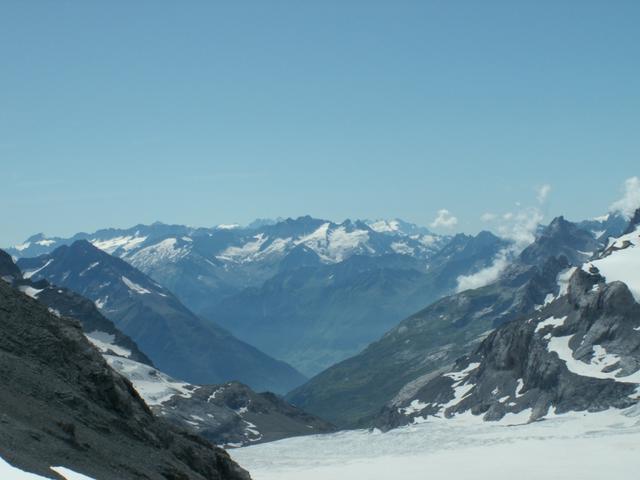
0, 280, 250, 480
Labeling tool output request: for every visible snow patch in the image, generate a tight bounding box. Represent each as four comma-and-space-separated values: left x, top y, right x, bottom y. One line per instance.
22, 259, 53, 279
121, 276, 151, 295
535, 315, 567, 333
18, 285, 43, 299
587, 228, 640, 302
547, 337, 640, 383
104, 355, 196, 406
91, 235, 147, 254
85, 331, 132, 358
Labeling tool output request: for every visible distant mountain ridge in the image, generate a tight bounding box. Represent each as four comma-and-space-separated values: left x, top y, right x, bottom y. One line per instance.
211, 231, 509, 375
6, 216, 449, 316
17, 240, 306, 393
8, 213, 626, 377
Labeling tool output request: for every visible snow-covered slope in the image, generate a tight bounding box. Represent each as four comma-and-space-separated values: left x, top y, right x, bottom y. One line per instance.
232, 405, 640, 480
582, 224, 640, 301
104, 355, 334, 447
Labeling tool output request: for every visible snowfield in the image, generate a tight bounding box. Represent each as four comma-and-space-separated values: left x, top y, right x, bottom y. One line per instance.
231, 406, 640, 480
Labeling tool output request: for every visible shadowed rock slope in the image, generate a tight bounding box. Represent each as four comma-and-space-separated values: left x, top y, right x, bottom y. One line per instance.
0, 279, 250, 479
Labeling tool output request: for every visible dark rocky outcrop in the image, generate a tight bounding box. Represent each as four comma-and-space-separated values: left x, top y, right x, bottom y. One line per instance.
380, 268, 640, 429
157, 382, 335, 447
0, 249, 151, 365
0, 280, 250, 479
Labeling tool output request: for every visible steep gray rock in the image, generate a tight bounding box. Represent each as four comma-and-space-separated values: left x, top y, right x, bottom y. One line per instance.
157, 382, 335, 447
0, 280, 250, 479
0, 249, 151, 365
380, 267, 640, 429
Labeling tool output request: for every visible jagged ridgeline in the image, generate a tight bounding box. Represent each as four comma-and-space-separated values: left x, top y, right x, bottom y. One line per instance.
380, 209, 640, 428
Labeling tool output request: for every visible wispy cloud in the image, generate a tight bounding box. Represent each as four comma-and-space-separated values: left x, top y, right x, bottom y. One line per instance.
610, 176, 640, 217
536, 184, 551, 204
456, 250, 510, 292
430, 209, 458, 229
456, 200, 544, 293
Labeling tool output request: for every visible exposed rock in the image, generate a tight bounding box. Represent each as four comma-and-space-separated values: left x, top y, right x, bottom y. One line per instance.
0, 280, 250, 479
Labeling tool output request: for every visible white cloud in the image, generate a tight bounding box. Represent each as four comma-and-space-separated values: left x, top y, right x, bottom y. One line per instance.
456, 250, 511, 292
496, 207, 543, 250
536, 184, 551, 204
480, 212, 497, 222
430, 209, 458, 229
456, 206, 544, 293
610, 176, 640, 217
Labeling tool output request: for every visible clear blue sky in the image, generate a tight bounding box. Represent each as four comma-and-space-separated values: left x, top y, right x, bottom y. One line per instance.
1, 1, 639, 246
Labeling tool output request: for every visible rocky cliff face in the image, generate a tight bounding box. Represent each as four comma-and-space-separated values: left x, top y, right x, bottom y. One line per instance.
0, 249, 151, 365
0, 280, 250, 479
380, 259, 640, 430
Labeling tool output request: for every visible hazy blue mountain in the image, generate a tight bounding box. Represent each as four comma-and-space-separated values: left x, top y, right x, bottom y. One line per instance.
209, 231, 508, 376
18, 240, 306, 393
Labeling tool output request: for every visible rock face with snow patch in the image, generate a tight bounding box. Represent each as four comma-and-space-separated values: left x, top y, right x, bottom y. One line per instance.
155, 381, 335, 447
18, 241, 306, 393
0, 249, 151, 364
380, 220, 640, 429
0, 279, 249, 479
97, 354, 335, 448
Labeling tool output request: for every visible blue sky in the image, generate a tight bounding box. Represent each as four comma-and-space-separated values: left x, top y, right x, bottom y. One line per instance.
1, 1, 639, 246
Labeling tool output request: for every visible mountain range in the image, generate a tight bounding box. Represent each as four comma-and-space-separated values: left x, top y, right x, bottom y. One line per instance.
2, 208, 640, 478
16, 240, 305, 393
8, 217, 512, 375
287, 215, 627, 426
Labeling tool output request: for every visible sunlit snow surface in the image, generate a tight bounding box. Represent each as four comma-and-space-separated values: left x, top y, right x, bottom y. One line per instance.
232, 407, 640, 480
584, 227, 640, 302
0, 458, 95, 479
